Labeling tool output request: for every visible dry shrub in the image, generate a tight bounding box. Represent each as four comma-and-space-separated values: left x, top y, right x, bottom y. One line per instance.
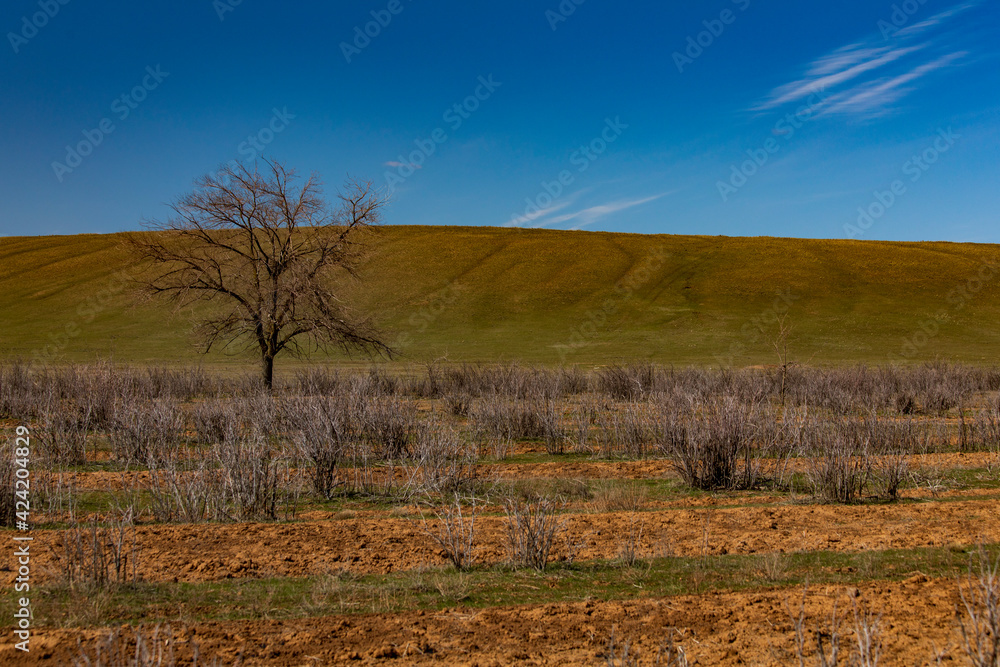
77, 367, 130, 431
53, 509, 140, 592
503, 496, 567, 571
559, 366, 590, 395
0, 360, 38, 420
895, 392, 918, 415
0, 440, 16, 528
340, 439, 399, 498
958, 547, 1000, 667
285, 395, 356, 499
357, 366, 400, 396
603, 626, 639, 667
485, 434, 514, 462
142, 366, 217, 400
359, 396, 416, 459
215, 434, 287, 521
417, 362, 568, 400
756, 552, 788, 582
468, 395, 516, 458
597, 364, 658, 401
295, 366, 346, 396
237, 392, 278, 439
807, 415, 917, 504
806, 425, 871, 505
597, 402, 653, 459
31, 468, 80, 520
420, 495, 477, 570
785, 589, 890, 667
34, 362, 205, 432
616, 516, 645, 568
871, 449, 909, 502
973, 405, 1000, 453
538, 398, 567, 454
469, 393, 552, 442
408, 362, 445, 398
305, 365, 396, 399
432, 571, 473, 604
35, 401, 91, 465
74, 624, 174, 667
110, 398, 184, 464
851, 595, 883, 667
571, 398, 596, 453
786, 589, 841, 667
866, 417, 917, 501
192, 399, 241, 446
410, 420, 480, 495
73, 623, 233, 667
595, 410, 616, 459
230, 372, 270, 397
444, 392, 472, 417
145, 454, 227, 523
602, 626, 690, 666
659, 396, 763, 491
657, 629, 692, 666
753, 405, 810, 489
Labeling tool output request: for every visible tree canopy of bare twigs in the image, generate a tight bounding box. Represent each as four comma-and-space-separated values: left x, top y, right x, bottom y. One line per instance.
127, 158, 391, 388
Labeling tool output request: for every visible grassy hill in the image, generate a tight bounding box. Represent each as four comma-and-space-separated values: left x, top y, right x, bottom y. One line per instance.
2, 225, 1000, 369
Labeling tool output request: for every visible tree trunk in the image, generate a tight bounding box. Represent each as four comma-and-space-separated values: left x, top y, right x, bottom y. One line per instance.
263, 353, 275, 390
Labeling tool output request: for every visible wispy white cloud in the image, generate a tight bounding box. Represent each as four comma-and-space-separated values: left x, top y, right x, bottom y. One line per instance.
530, 193, 671, 231
503, 198, 574, 227
809, 44, 887, 76
759, 45, 923, 110
820, 51, 967, 116
895, 1, 979, 39
502, 189, 587, 227
754, 1, 977, 117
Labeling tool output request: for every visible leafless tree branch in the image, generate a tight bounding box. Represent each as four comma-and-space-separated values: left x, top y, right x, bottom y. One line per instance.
125, 157, 392, 388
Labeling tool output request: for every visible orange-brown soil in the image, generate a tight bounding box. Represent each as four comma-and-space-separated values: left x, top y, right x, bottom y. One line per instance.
8, 451, 997, 665
12, 497, 999, 585
1, 576, 970, 665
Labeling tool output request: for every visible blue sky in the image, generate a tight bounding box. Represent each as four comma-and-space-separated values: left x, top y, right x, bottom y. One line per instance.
1, 0, 998, 241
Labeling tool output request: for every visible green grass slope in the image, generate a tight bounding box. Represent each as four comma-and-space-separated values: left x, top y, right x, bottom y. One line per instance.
2, 225, 1000, 367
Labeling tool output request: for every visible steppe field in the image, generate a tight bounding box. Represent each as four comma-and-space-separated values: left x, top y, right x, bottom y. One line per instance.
2, 227, 999, 666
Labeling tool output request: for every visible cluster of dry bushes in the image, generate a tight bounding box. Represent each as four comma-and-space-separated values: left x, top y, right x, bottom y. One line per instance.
0, 360, 996, 593
2, 360, 1000, 523
1, 360, 999, 665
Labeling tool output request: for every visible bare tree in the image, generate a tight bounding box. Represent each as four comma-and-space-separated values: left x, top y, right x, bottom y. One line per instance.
127, 158, 391, 388
772, 314, 795, 408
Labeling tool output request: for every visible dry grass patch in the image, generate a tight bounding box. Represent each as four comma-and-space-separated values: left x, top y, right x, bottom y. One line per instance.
592, 480, 650, 513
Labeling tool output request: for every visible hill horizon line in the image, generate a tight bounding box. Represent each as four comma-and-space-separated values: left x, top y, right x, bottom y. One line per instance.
1, 224, 995, 248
